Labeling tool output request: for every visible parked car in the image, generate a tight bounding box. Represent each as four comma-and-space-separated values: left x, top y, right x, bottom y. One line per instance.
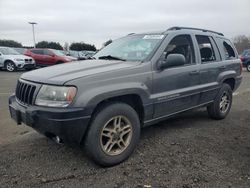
240, 49, 250, 72
13, 47, 27, 55
9, 27, 242, 166
68, 50, 87, 60
0, 46, 35, 72
24, 48, 76, 67
82, 50, 96, 59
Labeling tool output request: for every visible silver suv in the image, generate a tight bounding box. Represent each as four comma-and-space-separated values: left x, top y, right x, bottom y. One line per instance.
0, 47, 35, 72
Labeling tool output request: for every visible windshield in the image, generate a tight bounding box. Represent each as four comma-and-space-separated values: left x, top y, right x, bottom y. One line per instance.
51, 49, 65, 56
242, 49, 250, 56
94, 34, 165, 61
0, 47, 20, 55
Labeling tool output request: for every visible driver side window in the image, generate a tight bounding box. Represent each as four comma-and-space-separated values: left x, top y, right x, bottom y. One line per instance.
164, 34, 195, 65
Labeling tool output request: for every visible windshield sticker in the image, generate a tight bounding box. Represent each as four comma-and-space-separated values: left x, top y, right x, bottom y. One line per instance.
143, 35, 164, 40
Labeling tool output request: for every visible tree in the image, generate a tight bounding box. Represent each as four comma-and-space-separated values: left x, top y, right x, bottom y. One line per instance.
103, 39, 112, 47
0, 39, 22, 47
233, 35, 250, 54
36, 41, 63, 50
70, 42, 96, 51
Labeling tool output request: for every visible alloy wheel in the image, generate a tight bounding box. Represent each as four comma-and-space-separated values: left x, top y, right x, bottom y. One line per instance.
219, 91, 230, 113
100, 115, 133, 156
6, 62, 15, 72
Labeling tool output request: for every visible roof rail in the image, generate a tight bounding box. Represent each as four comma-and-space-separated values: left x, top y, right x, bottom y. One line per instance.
167, 26, 224, 36
127, 33, 135, 36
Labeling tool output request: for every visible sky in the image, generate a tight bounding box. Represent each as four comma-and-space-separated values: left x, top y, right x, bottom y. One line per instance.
0, 0, 249, 48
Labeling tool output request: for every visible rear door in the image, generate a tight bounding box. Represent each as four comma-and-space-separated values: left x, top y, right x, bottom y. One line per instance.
194, 35, 225, 104
30, 49, 45, 66
43, 49, 55, 65
152, 34, 200, 118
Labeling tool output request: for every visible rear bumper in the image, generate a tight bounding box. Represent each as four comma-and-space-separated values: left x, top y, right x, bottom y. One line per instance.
9, 95, 91, 143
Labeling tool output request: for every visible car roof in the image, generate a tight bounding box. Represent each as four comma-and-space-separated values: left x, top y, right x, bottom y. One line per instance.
130, 26, 225, 38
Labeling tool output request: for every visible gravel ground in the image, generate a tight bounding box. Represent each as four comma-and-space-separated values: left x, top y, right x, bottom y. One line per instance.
0, 70, 250, 188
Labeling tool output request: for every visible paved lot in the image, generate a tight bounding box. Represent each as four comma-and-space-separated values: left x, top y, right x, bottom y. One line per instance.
0, 69, 250, 188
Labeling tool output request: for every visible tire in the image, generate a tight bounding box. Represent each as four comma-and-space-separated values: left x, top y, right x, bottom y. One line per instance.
5, 61, 16, 72
56, 61, 64, 64
25, 68, 34, 71
85, 102, 140, 166
247, 63, 250, 72
207, 83, 232, 120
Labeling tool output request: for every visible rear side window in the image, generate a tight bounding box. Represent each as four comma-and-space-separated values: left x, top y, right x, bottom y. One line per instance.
195, 35, 217, 63
44, 50, 52, 56
31, 50, 44, 55
217, 38, 237, 60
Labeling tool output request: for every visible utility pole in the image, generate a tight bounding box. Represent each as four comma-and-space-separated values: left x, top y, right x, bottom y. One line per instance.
28, 22, 37, 48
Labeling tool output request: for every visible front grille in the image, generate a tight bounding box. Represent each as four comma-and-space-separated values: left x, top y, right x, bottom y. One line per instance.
16, 80, 36, 105
25, 59, 32, 63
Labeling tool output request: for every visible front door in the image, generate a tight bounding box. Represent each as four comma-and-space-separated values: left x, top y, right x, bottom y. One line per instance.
152, 34, 200, 118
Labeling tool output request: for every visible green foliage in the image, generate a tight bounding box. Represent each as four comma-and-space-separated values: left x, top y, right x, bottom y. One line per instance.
0, 39, 22, 47
36, 41, 63, 50
70, 42, 96, 51
233, 35, 250, 54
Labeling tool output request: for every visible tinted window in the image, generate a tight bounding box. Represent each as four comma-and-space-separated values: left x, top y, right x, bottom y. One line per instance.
195, 35, 216, 63
163, 35, 195, 65
43, 50, 53, 56
31, 50, 44, 55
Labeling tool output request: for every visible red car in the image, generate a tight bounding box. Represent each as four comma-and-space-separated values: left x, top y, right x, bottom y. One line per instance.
24, 48, 76, 67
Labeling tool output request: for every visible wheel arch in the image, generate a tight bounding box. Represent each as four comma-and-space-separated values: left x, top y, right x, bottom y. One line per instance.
4, 59, 14, 66
80, 93, 145, 144
223, 78, 235, 91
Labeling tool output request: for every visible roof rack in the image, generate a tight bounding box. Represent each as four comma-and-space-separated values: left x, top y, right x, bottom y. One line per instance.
167, 26, 224, 36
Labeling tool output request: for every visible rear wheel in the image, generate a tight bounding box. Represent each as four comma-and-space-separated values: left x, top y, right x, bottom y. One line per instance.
85, 102, 140, 166
5, 61, 16, 72
247, 63, 250, 72
207, 83, 232, 120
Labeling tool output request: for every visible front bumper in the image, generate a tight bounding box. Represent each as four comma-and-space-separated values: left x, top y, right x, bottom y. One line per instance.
15, 62, 36, 69
9, 95, 91, 143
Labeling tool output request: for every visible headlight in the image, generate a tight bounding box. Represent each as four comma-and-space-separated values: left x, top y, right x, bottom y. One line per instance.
35, 85, 77, 107
14, 58, 24, 61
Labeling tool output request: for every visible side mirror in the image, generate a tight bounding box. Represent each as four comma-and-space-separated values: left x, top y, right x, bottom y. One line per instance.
50, 54, 55, 57
158, 53, 186, 70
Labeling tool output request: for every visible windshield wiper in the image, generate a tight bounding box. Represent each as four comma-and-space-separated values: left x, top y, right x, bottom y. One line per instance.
98, 55, 126, 61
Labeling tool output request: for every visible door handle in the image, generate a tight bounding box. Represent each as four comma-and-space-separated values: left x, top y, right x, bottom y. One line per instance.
189, 70, 200, 75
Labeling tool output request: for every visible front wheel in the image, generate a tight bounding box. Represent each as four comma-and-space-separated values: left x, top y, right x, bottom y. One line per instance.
5, 61, 16, 72
85, 102, 140, 166
207, 83, 232, 120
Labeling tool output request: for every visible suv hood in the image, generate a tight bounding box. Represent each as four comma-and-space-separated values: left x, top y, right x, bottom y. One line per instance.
21, 60, 139, 85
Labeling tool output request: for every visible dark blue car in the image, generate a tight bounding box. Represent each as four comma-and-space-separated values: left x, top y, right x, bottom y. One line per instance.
240, 49, 250, 72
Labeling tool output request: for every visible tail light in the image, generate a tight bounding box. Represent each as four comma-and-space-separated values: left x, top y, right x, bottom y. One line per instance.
240, 56, 245, 62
